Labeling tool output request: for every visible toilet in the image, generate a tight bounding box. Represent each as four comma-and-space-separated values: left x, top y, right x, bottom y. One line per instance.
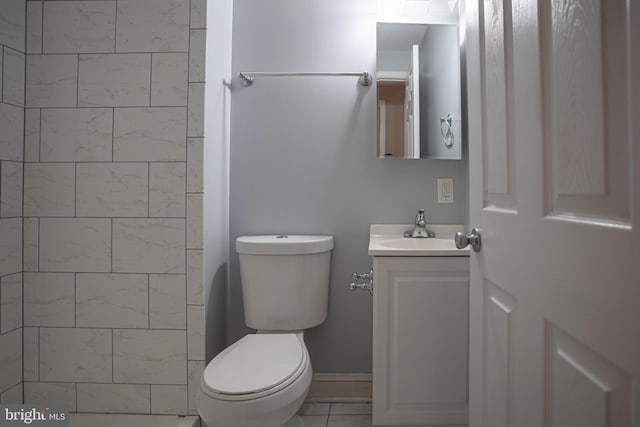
197, 234, 334, 427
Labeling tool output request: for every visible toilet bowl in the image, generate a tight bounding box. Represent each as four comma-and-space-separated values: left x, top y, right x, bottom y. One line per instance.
197, 235, 333, 427
197, 333, 311, 427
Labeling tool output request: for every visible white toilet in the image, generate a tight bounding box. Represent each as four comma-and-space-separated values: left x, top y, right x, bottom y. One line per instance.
197, 234, 334, 427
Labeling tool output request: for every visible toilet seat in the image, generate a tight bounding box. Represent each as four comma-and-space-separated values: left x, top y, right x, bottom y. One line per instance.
202, 334, 307, 402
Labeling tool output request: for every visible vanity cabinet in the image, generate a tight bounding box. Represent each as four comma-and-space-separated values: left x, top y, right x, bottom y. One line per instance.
372, 256, 469, 426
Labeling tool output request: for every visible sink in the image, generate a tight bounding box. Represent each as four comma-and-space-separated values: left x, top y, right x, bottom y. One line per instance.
368, 224, 470, 256
377, 237, 457, 250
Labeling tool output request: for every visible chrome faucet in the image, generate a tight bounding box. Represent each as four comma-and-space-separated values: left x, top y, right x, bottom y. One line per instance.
404, 209, 435, 238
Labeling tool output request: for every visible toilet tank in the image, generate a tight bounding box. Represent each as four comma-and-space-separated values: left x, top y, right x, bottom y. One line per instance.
236, 235, 333, 331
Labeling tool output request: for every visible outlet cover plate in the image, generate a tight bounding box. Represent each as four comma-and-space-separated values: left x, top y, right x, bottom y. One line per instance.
437, 178, 454, 204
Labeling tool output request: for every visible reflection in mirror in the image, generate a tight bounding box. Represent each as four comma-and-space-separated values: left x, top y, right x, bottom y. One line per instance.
376, 22, 462, 159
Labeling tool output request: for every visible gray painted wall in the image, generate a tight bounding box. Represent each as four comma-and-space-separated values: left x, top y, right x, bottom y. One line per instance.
230, 0, 468, 373
204, 0, 233, 361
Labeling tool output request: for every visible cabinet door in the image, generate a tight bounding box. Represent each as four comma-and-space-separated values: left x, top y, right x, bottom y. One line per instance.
373, 257, 469, 426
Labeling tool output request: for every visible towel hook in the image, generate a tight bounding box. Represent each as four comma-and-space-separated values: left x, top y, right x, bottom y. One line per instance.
440, 114, 454, 148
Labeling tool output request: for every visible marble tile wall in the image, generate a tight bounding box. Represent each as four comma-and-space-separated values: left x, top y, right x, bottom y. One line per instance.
0, 0, 25, 405
22, 0, 206, 415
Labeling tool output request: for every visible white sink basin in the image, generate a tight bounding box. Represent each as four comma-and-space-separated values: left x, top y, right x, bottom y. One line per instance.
368, 224, 470, 257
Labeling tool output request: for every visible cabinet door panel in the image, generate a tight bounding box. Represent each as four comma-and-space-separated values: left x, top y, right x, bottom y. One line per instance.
373, 257, 470, 426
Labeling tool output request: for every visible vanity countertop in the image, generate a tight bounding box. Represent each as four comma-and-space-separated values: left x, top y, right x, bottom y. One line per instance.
368, 224, 470, 257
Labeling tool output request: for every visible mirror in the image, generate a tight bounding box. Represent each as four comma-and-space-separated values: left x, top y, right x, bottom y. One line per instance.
376, 21, 462, 159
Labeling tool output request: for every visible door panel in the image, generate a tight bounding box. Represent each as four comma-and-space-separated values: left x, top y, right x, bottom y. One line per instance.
406, 44, 421, 158
481, 0, 516, 209
541, 0, 632, 224
546, 324, 633, 427
485, 281, 516, 427
466, 0, 640, 426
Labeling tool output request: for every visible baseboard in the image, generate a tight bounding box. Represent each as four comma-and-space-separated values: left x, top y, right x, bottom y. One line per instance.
305, 373, 372, 403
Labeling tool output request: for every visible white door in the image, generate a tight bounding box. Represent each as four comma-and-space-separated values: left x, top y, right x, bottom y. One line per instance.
406, 44, 421, 158
464, 0, 640, 426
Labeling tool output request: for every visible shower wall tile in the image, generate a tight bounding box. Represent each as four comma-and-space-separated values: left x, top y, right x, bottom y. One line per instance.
149, 274, 186, 329
22, 0, 207, 415
149, 162, 186, 217
0, 161, 23, 218
113, 329, 187, 384
0, 103, 24, 161
39, 218, 111, 272
0, 51, 3, 97
26, 1, 43, 54
151, 53, 188, 106
23, 218, 39, 271
77, 383, 150, 414
190, 0, 206, 29
0, 329, 22, 393
188, 30, 206, 83
23, 163, 75, 216
24, 382, 77, 411
39, 328, 112, 383
78, 54, 151, 107
23, 272, 75, 327
0, 0, 26, 52
43, 1, 116, 54
151, 385, 188, 415
24, 108, 40, 162
186, 138, 203, 193
186, 193, 203, 249
41, 108, 113, 162
0, 273, 22, 334
26, 55, 78, 107
0, 13, 23, 400
112, 218, 185, 273
3, 47, 25, 106
76, 273, 149, 328
76, 163, 149, 217
0, 218, 22, 277
113, 107, 187, 161
187, 305, 204, 361
116, 0, 189, 53
23, 328, 39, 381
0, 383, 22, 404
187, 361, 204, 415
186, 249, 203, 305
187, 83, 205, 137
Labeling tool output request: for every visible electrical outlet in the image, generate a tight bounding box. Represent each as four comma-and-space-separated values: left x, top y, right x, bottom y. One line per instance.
437, 178, 454, 204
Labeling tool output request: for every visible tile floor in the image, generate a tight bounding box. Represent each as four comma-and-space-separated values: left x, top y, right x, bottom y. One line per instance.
298, 402, 372, 427
65, 403, 373, 427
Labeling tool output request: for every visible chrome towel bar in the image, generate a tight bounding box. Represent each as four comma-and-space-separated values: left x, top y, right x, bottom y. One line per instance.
238, 71, 372, 87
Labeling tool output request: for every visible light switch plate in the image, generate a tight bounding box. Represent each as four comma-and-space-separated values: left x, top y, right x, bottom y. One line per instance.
437, 178, 454, 204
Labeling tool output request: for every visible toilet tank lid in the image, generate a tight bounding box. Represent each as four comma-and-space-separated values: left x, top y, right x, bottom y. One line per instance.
236, 235, 334, 255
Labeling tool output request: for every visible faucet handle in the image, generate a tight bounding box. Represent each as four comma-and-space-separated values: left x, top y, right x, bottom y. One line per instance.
405, 209, 434, 238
